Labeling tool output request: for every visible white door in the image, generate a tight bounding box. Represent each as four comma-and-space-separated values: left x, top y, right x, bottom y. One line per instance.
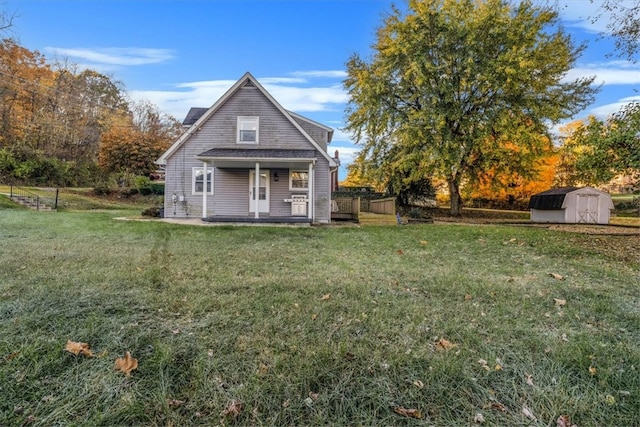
249, 170, 269, 213
577, 194, 598, 224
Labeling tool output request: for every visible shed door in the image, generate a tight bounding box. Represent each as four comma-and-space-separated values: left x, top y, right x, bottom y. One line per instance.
577, 194, 598, 224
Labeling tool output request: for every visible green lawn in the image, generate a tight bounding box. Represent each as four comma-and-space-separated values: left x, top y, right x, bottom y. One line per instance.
1, 201, 638, 426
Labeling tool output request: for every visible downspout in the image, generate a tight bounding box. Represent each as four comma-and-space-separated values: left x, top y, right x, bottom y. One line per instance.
308, 162, 314, 221
202, 161, 207, 219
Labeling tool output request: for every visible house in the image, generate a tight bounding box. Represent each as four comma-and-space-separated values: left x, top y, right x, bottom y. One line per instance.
528, 186, 614, 224
157, 72, 339, 224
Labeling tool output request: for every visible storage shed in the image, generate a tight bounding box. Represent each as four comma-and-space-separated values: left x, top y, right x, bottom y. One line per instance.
528, 187, 614, 224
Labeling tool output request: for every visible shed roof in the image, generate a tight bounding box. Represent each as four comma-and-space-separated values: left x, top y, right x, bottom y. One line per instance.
528, 187, 579, 210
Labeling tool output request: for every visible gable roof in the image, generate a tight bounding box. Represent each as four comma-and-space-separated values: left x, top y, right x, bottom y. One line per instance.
528, 187, 579, 210
157, 72, 336, 166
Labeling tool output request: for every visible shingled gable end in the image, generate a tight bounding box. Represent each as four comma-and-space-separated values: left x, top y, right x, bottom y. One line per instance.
156, 72, 339, 224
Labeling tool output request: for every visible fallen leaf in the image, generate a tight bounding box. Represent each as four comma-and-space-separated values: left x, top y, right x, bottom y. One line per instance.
420, 240, 427, 245
556, 414, 573, 427
114, 351, 138, 377
282, 399, 290, 408
490, 402, 508, 413
554, 298, 567, 307
494, 364, 502, 371
464, 294, 473, 301
207, 349, 214, 357
525, 373, 534, 386
589, 365, 597, 375
168, 399, 184, 407
412, 380, 424, 389
605, 394, 615, 405
561, 333, 569, 342
549, 273, 565, 280
392, 406, 422, 419
221, 400, 242, 419
256, 362, 269, 375
320, 293, 331, 301
522, 405, 537, 421
474, 412, 485, 423
64, 340, 94, 357
396, 249, 404, 255
435, 338, 457, 351
308, 391, 319, 401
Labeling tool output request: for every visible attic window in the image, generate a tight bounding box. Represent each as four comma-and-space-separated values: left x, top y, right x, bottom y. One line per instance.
237, 116, 259, 144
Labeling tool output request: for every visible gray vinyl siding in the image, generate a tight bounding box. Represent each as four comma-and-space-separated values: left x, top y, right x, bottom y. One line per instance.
212, 169, 248, 216
312, 157, 331, 223
193, 86, 317, 150
292, 116, 330, 151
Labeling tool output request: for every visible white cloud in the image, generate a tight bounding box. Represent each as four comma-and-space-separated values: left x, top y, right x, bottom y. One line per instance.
44, 47, 175, 66
129, 74, 349, 120
564, 62, 640, 86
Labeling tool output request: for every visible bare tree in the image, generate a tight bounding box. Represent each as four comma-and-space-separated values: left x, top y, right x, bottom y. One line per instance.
596, 0, 640, 62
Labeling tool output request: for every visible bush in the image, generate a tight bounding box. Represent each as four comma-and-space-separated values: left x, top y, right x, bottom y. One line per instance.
141, 206, 162, 217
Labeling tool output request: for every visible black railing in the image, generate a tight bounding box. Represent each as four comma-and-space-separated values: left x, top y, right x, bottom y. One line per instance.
9, 186, 58, 211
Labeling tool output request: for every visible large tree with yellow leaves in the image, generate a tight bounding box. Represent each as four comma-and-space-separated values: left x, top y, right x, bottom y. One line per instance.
343, 0, 598, 215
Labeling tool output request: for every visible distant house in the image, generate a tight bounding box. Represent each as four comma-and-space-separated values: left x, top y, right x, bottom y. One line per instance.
156, 72, 339, 224
528, 187, 614, 224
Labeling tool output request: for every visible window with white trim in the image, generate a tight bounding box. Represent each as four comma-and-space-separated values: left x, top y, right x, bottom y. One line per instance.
289, 171, 309, 191
192, 167, 214, 195
237, 116, 259, 144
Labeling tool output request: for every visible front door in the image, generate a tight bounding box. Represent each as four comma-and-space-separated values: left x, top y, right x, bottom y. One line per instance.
249, 169, 270, 213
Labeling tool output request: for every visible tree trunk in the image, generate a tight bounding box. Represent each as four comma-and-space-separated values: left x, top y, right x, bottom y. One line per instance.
448, 178, 463, 216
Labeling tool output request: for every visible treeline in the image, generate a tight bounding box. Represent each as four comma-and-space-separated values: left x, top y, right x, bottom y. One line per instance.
0, 38, 183, 187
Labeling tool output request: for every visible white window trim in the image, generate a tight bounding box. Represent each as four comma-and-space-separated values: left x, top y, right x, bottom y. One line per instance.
237, 116, 259, 144
289, 170, 309, 191
192, 166, 214, 195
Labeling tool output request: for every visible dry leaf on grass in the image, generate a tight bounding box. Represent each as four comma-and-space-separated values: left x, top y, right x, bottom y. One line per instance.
168, 399, 184, 407
522, 405, 537, 421
114, 351, 138, 377
396, 249, 404, 255
589, 365, 597, 375
556, 414, 578, 427
474, 413, 485, 423
490, 402, 508, 413
549, 272, 565, 280
392, 406, 422, 419
320, 293, 331, 301
525, 373, 535, 386
221, 400, 242, 419
435, 338, 457, 351
554, 298, 567, 307
420, 240, 428, 245
64, 340, 94, 357
412, 380, 424, 389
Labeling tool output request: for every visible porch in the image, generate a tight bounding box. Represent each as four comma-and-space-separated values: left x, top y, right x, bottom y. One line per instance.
202, 216, 312, 225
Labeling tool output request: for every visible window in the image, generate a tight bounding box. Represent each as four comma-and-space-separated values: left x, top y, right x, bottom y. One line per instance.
289, 171, 309, 190
192, 167, 214, 195
237, 116, 259, 143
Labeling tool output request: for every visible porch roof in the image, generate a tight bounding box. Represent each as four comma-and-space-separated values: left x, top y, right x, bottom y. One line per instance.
196, 148, 318, 168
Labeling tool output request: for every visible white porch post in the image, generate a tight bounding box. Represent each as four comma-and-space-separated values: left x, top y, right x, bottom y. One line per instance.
254, 162, 260, 218
202, 161, 208, 218
307, 162, 314, 220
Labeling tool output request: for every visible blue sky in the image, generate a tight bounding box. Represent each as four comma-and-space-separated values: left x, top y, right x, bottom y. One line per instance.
6, 0, 640, 179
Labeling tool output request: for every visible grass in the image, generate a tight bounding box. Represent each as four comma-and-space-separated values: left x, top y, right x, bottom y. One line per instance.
1, 195, 639, 426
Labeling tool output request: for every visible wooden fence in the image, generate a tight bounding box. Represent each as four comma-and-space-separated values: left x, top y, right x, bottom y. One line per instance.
331, 196, 396, 221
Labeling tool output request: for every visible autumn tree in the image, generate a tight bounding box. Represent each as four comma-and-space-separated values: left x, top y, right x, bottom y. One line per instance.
559, 103, 640, 187
466, 137, 559, 208
98, 100, 181, 178
344, 0, 598, 215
